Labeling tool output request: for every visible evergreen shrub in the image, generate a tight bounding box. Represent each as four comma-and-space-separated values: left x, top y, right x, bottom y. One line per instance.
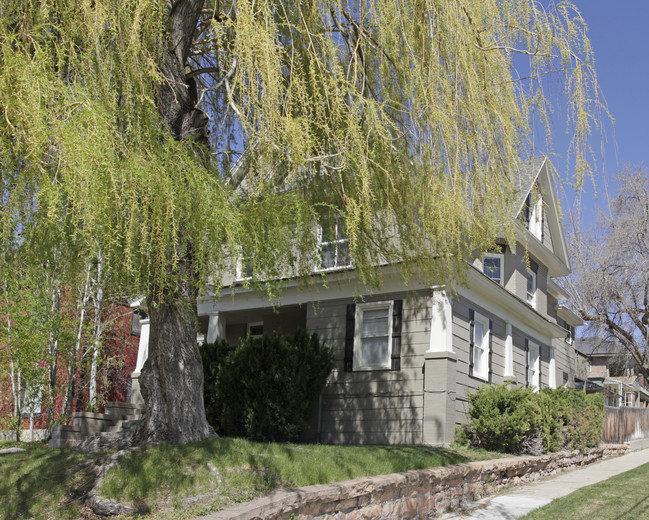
457, 383, 606, 454
200, 330, 334, 442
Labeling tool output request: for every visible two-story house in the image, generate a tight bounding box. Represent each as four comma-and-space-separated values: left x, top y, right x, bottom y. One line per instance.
575, 337, 649, 407
131, 156, 583, 445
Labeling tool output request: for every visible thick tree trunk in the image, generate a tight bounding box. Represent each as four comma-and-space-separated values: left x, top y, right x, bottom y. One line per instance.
138, 295, 213, 444
77, 0, 212, 453
133, 0, 213, 446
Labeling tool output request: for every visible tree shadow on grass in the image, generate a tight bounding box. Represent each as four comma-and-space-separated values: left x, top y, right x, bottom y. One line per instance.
0, 447, 93, 520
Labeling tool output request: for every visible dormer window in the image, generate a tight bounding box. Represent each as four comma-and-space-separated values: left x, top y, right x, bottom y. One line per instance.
317, 217, 351, 271
530, 196, 543, 240
524, 189, 544, 241
483, 252, 504, 285
235, 257, 253, 281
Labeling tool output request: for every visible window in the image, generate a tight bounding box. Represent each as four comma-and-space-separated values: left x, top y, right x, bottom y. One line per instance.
247, 321, 263, 337
317, 218, 351, 271
235, 257, 253, 281
526, 268, 537, 307
529, 196, 543, 240
528, 342, 540, 390
565, 324, 574, 345
524, 190, 543, 241
471, 311, 490, 381
354, 302, 393, 370
131, 310, 143, 336
483, 253, 504, 285
625, 392, 635, 407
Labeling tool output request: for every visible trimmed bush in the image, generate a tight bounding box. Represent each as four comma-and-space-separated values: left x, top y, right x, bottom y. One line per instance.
200, 330, 334, 442
458, 383, 606, 454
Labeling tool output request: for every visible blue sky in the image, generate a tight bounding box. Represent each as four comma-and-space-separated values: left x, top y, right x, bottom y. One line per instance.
550, 1, 649, 231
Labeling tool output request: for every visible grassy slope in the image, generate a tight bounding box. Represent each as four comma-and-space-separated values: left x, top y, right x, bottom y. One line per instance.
522, 462, 649, 520
0, 438, 503, 519
0, 442, 95, 520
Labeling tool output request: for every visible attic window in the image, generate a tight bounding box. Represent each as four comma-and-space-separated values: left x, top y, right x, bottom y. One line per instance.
317, 217, 351, 271
529, 194, 543, 241
235, 256, 253, 281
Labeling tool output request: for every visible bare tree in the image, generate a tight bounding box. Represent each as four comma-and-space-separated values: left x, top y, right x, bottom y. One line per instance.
566, 166, 649, 382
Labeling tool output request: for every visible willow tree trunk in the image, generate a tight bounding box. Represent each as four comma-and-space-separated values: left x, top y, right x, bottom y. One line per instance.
78, 0, 213, 451
134, 0, 213, 445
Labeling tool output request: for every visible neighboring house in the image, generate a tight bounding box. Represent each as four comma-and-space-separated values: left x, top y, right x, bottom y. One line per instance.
0, 303, 139, 438
133, 157, 583, 445
575, 337, 649, 407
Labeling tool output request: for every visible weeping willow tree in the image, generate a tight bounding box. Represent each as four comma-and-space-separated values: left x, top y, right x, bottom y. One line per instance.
0, 0, 602, 448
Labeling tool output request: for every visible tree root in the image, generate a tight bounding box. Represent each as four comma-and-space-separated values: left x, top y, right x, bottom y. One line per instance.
85, 449, 149, 517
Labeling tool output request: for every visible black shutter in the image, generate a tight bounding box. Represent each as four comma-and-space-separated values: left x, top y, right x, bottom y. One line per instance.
391, 300, 403, 371
488, 319, 493, 383
525, 339, 530, 387
344, 303, 356, 372
469, 309, 475, 377
538, 345, 543, 389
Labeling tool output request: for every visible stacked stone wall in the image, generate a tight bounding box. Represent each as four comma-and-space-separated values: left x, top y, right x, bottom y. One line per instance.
206, 445, 628, 520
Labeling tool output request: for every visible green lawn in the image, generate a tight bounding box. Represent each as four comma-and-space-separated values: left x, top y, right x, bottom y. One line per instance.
521, 462, 649, 520
0, 438, 504, 520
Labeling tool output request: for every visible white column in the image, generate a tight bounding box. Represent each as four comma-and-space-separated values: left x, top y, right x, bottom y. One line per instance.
130, 318, 150, 407
428, 290, 453, 353
548, 347, 556, 388
206, 312, 226, 344
504, 322, 514, 378
134, 319, 150, 373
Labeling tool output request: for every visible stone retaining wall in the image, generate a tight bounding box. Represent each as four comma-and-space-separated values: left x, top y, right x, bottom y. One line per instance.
205, 445, 628, 520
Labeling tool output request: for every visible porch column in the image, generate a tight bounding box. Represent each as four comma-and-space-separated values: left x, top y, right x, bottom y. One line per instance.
423, 290, 457, 445
206, 312, 226, 344
130, 318, 150, 407
428, 290, 453, 353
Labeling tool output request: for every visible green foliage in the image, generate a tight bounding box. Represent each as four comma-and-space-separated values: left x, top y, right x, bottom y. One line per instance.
459, 383, 539, 453
459, 384, 606, 454
200, 330, 334, 442
0, 0, 606, 305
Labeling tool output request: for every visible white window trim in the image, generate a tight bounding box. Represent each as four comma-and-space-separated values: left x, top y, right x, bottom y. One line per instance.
315, 221, 352, 272
528, 341, 540, 391
526, 268, 537, 307
472, 312, 490, 381
482, 252, 504, 285
354, 301, 393, 371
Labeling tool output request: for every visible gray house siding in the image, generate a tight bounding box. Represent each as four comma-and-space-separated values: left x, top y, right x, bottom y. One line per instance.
306, 292, 429, 445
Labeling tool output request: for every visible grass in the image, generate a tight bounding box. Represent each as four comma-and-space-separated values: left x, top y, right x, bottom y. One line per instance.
0, 438, 505, 519
0, 441, 96, 519
521, 461, 649, 520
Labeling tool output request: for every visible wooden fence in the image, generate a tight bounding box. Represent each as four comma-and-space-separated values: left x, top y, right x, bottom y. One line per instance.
602, 406, 649, 444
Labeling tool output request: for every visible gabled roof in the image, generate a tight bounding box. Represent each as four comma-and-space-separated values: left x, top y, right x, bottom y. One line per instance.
511, 156, 571, 276
512, 156, 547, 216
575, 337, 628, 357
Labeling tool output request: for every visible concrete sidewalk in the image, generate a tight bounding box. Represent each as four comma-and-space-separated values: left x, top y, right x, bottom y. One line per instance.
439, 442, 649, 519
